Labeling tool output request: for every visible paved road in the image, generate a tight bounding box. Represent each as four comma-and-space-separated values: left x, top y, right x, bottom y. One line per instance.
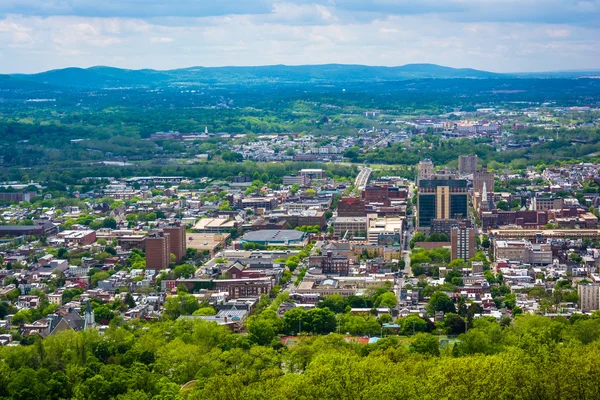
354, 167, 373, 190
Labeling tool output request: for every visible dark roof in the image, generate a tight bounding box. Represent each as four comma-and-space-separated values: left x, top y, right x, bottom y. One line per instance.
419, 179, 467, 188
0, 225, 44, 232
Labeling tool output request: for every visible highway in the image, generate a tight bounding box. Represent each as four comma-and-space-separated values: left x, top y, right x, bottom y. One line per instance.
354, 166, 372, 190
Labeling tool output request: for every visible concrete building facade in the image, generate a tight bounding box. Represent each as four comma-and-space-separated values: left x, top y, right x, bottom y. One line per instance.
458, 154, 478, 174
451, 225, 475, 262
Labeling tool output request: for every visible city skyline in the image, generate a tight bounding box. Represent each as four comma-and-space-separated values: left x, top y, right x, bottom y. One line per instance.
1, 0, 599, 74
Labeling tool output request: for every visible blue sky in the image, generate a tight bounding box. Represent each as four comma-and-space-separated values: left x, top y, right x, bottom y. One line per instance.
0, 0, 599, 73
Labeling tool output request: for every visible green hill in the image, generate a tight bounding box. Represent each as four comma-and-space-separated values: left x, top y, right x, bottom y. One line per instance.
11, 63, 503, 89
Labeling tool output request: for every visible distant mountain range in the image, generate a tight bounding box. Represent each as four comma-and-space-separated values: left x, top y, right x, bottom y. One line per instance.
3, 63, 600, 89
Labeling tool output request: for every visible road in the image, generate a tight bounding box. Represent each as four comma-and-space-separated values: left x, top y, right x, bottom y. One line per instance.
354, 166, 372, 190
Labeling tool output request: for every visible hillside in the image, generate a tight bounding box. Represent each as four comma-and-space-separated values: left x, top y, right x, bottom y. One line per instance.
11, 63, 503, 89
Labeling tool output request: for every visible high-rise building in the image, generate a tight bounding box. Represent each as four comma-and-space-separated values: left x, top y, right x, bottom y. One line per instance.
458, 154, 478, 174
418, 178, 468, 230
164, 225, 187, 264
473, 169, 495, 194
417, 159, 434, 184
145, 233, 171, 270
579, 284, 600, 312
451, 224, 475, 262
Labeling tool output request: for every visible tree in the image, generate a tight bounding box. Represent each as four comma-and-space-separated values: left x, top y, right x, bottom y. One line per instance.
308, 308, 337, 334
124, 292, 136, 308
249, 320, 275, 345
426, 292, 456, 316
304, 189, 316, 198
496, 201, 510, 211
481, 235, 490, 249
409, 333, 440, 356
91, 271, 110, 287
218, 200, 232, 211
285, 256, 300, 272
283, 308, 307, 335
445, 269, 462, 281
103, 217, 117, 229
57, 247, 68, 259
399, 314, 429, 335
442, 313, 466, 335
163, 293, 200, 320
448, 259, 466, 268
318, 295, 347, 314
174, 264, 196, 279
192, 307, 216, 316
378, 292, 398, 309
504, 293, 517, 310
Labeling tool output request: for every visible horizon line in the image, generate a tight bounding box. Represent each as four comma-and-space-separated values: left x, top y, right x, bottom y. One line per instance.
6, 62, 600, 76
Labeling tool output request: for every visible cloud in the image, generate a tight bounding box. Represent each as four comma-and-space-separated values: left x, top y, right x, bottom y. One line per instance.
0, 2, 598, 73
0, 0, 274, 18
151, 36, 174, 43
546, 28, 571, 37
1, 0, 599, 26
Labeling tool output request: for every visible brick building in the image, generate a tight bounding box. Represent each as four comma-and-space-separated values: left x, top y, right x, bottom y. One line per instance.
309, 251, 350, 275
145, 234, 171, 270
164, 225, 186, 264
337, 197, 366, 217
362, 185, 390, 206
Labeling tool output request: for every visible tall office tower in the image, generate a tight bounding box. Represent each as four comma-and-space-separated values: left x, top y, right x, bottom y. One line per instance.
164, 225, 187, 264
458, 154, 478, 174
145, 233, 171, 270
417, 159, 434, 184
473, 169, 495, 194
418, 178, 468, 230
451, 224, 475, 262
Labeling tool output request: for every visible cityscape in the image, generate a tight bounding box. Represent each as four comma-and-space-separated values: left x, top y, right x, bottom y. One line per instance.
1, 0, 600, 398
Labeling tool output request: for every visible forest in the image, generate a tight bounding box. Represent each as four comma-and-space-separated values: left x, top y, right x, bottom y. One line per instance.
2, 313, 600, 400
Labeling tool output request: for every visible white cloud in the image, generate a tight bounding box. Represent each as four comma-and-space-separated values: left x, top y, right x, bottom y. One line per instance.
546, 28, 571, 37
151, 36, 174, 43
0, 8, 598, 73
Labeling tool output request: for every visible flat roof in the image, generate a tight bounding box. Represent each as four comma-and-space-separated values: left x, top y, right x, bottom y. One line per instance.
193, 218, 235, 230
186, 233, 230, 250
242, 230, 306, 242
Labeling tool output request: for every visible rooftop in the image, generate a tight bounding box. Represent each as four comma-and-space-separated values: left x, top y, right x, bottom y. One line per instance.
242, 230, 306, 242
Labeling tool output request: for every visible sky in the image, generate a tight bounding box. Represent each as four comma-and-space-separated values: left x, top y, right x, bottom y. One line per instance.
0, 0, 599, 73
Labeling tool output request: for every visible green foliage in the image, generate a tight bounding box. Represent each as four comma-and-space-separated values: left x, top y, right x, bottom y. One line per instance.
1, 314, 600, 398
427, 292, 456, 316
163, 293, 200, 320
397, 314, 430, 335
409, 333, 440, 356
174, 264, 196, 279
283, 307, 337, 335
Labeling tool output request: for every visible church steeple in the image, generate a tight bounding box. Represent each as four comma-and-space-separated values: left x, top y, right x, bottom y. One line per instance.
84, 300, 95, 330
480, 182, 490, 211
